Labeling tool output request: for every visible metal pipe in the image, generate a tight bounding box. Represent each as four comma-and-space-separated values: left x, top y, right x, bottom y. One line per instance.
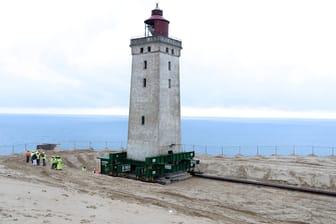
190, 172, 336, 197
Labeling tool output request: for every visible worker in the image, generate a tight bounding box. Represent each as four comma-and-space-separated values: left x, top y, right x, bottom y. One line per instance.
31, 151, 35, 164
41, 152, 47, 166
56, 156, 63, 170
31, 151, 37, 166
25, 150, 31, 163
50, 156, 57, 169
36, 151, 40, 166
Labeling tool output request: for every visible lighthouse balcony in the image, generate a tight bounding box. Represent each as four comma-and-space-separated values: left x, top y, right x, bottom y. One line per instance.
130, 35, 182, 49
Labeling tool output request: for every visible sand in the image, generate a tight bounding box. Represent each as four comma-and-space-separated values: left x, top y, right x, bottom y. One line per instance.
198, 155, 336, 190
1, 149, 336, 224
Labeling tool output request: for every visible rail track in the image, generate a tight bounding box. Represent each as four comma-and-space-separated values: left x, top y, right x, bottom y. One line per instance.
190, 172, 336, 197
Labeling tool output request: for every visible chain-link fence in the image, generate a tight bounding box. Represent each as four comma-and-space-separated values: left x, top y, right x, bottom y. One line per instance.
1, 141, 335, 157
182, 144, 336, 156
0, 141, 126, 155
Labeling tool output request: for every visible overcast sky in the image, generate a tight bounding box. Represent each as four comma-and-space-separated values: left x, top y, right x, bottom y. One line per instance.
1, 0, 336, 118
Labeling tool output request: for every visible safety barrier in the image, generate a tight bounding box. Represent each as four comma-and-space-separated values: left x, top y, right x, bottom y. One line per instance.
0, 141, 126, 155
182, 144, 336, 157
1, 141, 335, 156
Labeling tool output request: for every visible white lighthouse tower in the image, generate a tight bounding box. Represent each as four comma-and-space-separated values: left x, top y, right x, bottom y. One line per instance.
127, 5, 182, 161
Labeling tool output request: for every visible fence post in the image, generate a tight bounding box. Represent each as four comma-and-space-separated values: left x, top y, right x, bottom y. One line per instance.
332, 147, 335, 156
238, 146, 241, 155
73, 141, 76, 150
89, 141, 92, 149
221, 146, 224, 156
275, 145, 277, 156
257, 145, 259, 156
312, 146, 314, 156
12, 145, 14, 154
105, 141, 108, 149
293, 145, 296, 156
25, 144, 27, 151
205, 146, 208, 155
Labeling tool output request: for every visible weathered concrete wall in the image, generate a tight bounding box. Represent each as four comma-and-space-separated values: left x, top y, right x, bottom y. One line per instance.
127, 37, 182, 161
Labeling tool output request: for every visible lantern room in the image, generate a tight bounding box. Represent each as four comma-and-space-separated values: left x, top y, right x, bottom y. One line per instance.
144, 3, 169, 37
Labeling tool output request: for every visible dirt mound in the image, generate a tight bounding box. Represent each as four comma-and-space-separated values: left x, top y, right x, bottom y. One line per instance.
197, 155, 336, 190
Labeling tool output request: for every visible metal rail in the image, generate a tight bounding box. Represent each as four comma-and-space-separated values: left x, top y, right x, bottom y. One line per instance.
190, 172, 336, 197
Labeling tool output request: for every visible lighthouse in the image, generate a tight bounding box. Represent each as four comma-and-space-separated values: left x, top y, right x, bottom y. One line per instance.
127, 4, 183, 161
97, 5, 198, 181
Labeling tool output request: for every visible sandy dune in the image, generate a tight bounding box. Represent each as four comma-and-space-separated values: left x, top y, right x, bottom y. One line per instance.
1, 149, 336, 223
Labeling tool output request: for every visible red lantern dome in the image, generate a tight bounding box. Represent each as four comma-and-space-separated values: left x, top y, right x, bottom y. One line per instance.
144, 4, 169, 37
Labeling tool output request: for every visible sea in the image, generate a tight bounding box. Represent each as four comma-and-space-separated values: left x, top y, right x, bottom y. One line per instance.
1, 114, 336, 156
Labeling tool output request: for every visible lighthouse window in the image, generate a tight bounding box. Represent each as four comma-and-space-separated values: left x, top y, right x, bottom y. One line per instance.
168, 79, 171, 88
147, 46, 151, 52
144, 60, 147, 69
166, 47, 169, 53
141, 116, 145, 125
168, 61, 171, 71
143, 78, 147, 87
140, 48, 144, 53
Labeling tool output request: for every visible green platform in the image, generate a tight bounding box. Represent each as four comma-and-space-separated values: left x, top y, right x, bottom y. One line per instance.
98, 151, 199, 181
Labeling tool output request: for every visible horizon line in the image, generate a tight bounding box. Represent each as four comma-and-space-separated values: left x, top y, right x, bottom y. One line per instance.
1, 107, 336, 119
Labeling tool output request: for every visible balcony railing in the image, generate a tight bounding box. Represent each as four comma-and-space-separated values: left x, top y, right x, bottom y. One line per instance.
130, 35, 182, 48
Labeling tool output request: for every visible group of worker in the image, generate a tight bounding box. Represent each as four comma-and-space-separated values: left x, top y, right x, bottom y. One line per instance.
25, 150, 46, 166
50, 156, 63, 170
25, 149, 63, 170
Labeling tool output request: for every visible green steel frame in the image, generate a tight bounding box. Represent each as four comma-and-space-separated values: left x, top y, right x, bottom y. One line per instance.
98, 151, 199, 181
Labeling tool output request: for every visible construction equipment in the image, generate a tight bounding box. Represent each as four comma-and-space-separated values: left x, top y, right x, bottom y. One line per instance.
97, 151, 199, 183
